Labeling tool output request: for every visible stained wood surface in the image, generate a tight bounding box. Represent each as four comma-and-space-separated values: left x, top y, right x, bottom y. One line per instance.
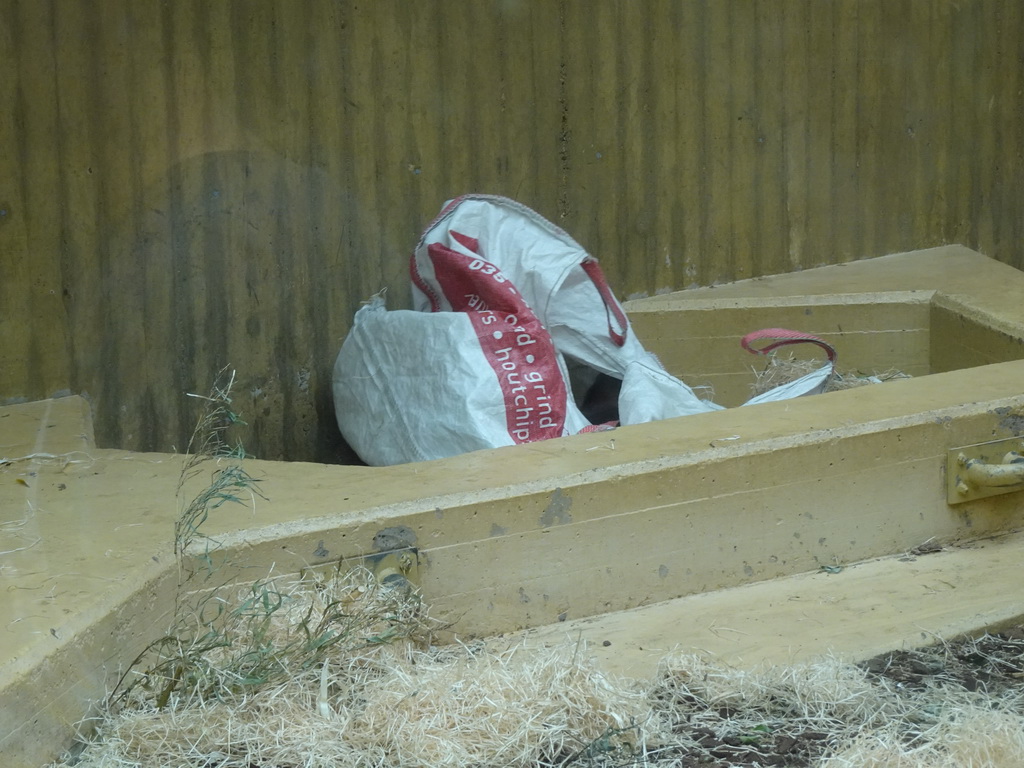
1, 1, 1022, 461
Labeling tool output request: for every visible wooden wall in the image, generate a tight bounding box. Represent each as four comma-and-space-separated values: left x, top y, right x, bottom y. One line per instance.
1, 0, 1022, 463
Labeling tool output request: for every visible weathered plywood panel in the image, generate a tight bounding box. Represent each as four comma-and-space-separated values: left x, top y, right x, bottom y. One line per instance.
931, 299, 1024, 373
515, 530, 1024, 681
1, 1, 1022, 461
628, 297, 932, 405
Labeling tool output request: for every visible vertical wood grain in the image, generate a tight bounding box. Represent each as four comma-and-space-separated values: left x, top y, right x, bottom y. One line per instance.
2, 2, 70, 397
1, 0, 1022, 463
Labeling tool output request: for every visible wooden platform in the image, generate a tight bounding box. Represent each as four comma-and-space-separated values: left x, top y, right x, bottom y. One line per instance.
2, 246, 1024, 766
511, 530, 1024, 680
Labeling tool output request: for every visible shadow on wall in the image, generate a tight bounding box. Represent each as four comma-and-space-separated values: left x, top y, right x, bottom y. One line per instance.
92, 149, 414, 464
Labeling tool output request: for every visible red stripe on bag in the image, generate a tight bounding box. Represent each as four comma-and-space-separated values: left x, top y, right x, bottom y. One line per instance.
740, 328, 837, 363
426, 242, 522, 310
449, 230, 481, 254
580, 258, 628, 347
410, 254, 441, 312
427, 243, 567, 443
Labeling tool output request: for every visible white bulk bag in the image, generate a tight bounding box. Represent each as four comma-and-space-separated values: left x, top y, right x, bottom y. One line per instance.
411, 194, 721, 425
333, 196, 836, 465
333, 294, 592, 466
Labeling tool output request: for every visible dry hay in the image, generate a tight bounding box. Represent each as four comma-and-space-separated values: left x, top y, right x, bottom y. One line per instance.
822, 706, 1024, 768
52, 571, 1024, 768
54, 570, 650, 768
751, 353, 912, 397
649, 649, 1024, 767
345, 642, 648, 767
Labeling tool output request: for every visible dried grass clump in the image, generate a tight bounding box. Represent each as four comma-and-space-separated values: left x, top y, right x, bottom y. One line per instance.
55, 629, 1024, 768
821, 704, 1024, 767
71, 641, 649, 767
63, 567, 441, 767
109, 563, 431, 713
648, 651, 899, 763
649, 650, 1024, 768
346, 641, 649, 768
652, 652, 897, 730
56, 573, 651, 768
752, 353, 911, 396
65, 675, 369, 767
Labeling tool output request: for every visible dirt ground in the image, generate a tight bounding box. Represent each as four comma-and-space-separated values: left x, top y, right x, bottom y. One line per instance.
640, 625, 1024, 768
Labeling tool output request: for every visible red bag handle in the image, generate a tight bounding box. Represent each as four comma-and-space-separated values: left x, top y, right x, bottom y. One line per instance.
580, 259, 628, 347
741, 328, 837, 363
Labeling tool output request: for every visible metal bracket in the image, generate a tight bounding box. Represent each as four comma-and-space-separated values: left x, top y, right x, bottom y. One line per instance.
947, 437, 1024, 504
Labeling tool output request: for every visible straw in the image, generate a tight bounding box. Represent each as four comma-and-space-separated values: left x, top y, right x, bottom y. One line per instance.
751, 353, 911, 396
